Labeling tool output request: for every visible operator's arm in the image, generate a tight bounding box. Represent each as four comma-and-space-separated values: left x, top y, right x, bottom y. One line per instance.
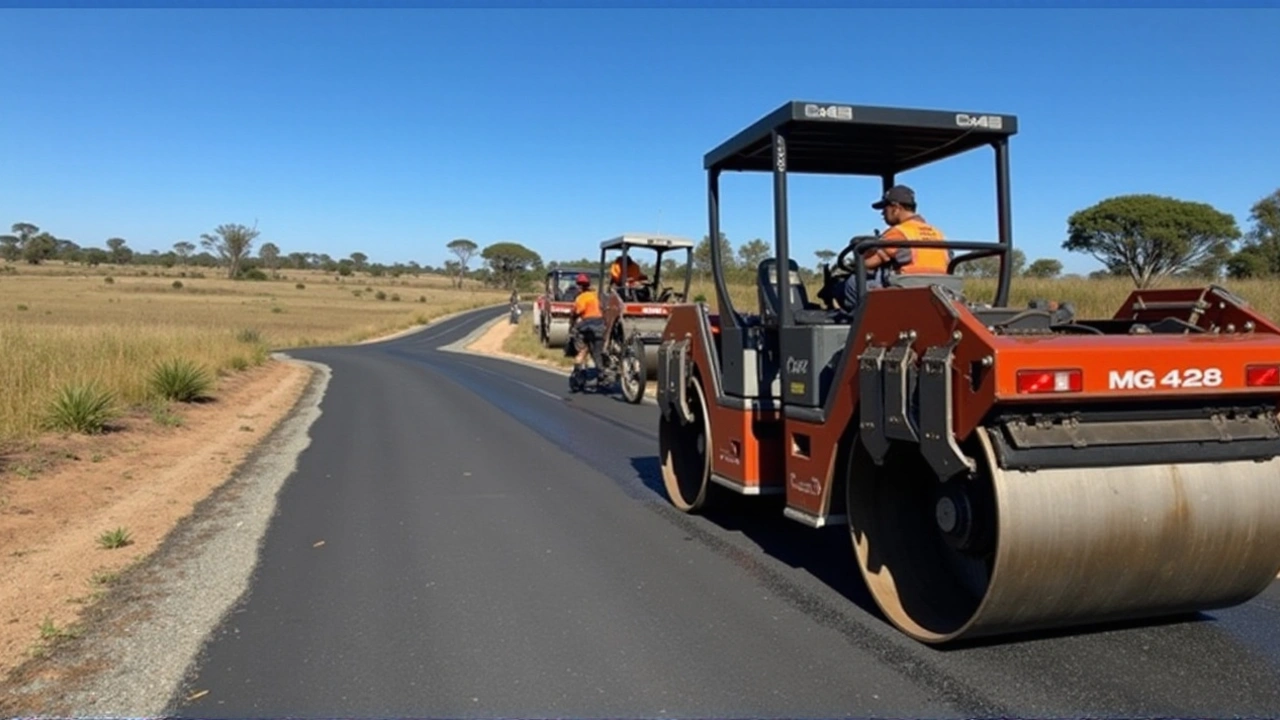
863, 227, 909, 270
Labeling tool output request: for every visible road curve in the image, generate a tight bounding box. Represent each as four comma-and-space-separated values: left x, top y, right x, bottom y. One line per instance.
170, 305, 1280, 718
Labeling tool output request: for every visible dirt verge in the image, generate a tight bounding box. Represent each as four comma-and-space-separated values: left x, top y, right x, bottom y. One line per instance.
0, 359, 313, 684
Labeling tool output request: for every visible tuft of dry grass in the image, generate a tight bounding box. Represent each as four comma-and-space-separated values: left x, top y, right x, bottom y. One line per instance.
0, 262, 508, 443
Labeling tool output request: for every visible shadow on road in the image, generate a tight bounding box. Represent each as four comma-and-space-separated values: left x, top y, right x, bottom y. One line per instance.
625, 456, 1223, 650
627, 455, 667, 498
627, 454, 883, 623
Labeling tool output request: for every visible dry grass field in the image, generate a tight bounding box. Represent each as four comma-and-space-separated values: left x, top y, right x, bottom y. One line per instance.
0, 261, 508, 445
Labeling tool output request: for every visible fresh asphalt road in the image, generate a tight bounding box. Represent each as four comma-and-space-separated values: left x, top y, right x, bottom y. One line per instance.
171, 305, 1280, 718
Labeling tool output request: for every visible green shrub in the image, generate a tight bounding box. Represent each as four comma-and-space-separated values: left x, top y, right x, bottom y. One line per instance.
97, 527, 132, 549
45, 383, 117, 434
149, 358, 213, 402
172, 280, 184, 289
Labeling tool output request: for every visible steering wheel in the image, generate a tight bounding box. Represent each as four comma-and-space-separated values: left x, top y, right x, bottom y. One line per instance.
831, 238, 879, 280
834, 242, 859, 275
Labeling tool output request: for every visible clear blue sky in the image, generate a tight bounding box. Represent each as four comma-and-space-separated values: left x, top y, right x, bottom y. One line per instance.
2, 7, 1278, 276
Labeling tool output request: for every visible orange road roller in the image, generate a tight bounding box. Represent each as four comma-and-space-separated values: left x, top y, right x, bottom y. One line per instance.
656, 100, 1280, 644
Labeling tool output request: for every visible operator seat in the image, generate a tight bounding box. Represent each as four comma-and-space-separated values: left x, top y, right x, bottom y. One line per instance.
758, 258, 834, 325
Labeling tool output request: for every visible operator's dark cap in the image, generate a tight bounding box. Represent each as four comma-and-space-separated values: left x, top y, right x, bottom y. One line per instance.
872, 185, 916, 209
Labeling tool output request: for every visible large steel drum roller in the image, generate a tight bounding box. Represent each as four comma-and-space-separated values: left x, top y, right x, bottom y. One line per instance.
848, 426, 1280, 644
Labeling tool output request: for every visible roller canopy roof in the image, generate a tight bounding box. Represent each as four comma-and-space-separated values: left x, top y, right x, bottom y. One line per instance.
704, 100, 1018, 176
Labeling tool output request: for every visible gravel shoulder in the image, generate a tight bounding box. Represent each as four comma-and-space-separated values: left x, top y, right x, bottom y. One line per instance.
0, 356, 329, 716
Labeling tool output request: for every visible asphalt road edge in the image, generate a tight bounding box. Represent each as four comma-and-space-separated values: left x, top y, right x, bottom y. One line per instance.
11, 355, 336, 717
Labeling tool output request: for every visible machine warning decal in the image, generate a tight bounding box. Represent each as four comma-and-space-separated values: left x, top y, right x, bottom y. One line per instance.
788, 473, 821, 496
804, 104, 853, 121
1108, 368, 1223, 390
955, 113, 1004, 130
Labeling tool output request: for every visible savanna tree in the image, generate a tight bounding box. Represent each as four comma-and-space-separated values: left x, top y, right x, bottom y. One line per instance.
447, 238, 478, 288
174, 240, 196, 264
1063, 194, 1240, 288
1227, 189, 1280, 279
481, 241, 542, 290
259, 242, 281, 271
1024, 257, 1063, 279
201, 223, 261, 279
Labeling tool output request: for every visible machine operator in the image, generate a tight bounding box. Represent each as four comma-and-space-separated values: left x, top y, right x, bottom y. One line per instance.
835, 184, 951, 313
609, 256, 647, 287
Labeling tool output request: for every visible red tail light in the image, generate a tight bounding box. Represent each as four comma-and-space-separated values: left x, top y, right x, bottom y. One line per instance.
1016, 368, 1082, 394
1245, 364, 1280, 387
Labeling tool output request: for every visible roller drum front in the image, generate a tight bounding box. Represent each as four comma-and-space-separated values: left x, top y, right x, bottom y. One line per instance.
642, 343, 661, 379
546, 322, 571, 348
848, 427, 1280, 644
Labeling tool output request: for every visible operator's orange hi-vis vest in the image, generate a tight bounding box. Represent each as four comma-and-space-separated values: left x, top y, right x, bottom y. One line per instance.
574, 290, 602, 319
883, 216, 950, 274
610, 259, 644, 284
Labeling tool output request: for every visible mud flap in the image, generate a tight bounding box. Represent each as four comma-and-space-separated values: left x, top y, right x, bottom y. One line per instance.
658, 338, 694, 424
857, 345, 888, 464
858, 335, 974, 480
918, 344, 976, 481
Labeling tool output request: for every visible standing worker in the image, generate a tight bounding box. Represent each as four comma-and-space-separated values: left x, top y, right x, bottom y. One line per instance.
568, 273, 605, 375
509, 288, 522, 324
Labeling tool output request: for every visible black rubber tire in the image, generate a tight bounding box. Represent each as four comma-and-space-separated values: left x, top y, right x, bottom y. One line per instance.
620, 334, 647, 404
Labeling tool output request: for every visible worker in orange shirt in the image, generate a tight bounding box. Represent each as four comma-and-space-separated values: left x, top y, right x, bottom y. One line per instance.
839, 185, 950, 312
609, 256, 647, 287
568, 273, 605, 374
